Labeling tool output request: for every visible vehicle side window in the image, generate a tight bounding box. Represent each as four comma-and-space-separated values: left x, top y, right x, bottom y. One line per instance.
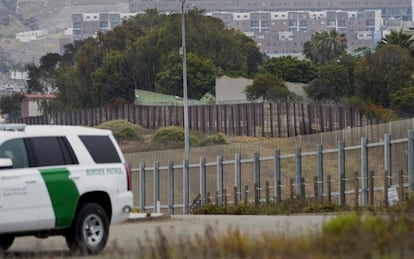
26, 137, 78, 167
79, 135, 121, 163
0, 138, 29, 168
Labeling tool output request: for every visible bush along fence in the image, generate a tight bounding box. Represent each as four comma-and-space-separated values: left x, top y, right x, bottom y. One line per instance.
132, 130, 414, 215
16, 102, 372, 137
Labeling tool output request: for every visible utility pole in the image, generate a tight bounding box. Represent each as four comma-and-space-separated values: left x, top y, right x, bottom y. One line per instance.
180, 0, 189, 161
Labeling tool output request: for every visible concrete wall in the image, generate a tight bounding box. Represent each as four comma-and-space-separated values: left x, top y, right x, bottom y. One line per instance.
215, 76, 308, 104
215, 75, 252, 104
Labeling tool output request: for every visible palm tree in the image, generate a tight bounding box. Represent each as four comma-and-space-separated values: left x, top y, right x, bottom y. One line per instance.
303, 29, 347, 64
379, 29, 414, 49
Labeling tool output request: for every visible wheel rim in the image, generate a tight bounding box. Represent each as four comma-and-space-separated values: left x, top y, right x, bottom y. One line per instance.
82, 214, 104, 247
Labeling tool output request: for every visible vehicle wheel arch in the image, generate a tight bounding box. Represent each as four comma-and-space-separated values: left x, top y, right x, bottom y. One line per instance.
76, 191, 112, 223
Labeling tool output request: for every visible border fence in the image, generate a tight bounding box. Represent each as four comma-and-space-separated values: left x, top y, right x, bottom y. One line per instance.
16, 102, 372, 137
127, 119, 414, 215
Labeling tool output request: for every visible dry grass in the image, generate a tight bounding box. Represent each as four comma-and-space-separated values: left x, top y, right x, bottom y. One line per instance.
111, 212, 414, 258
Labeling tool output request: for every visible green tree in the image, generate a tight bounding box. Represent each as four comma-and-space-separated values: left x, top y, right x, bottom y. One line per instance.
390, 85, 414, 117
378, 29, 414, 57
240, 36, 263, 76
337, 54, 359, 97
303, 30, 347, 64
127, 33, 161, 92
74, 38, 105, 107
354, 44, 413, 107
61, 41, 83, 66
25, 52, 62, 94
25, 63, 43, 93
155, 52, 182, 97
49, 66, 82, 111
183, 8, 262, 77
305, 63, 351, 103
260, 56, 317, 83
244, 73, 293, 102
0, 92, 21, 120
157, 52, 216, 99
41, 9, 263, 111
92, 51, 133, 105
379, 29, 414, 49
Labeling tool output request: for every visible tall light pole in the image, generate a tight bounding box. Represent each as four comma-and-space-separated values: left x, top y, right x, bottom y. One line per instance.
181, 0, 190, 161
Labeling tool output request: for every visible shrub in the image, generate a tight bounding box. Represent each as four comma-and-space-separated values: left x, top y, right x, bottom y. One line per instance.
359, 103, 399, 122
96, 119, 142, 141
317, 212, 414, 257
192, 203, 262, 215
199, 133, 228, 146
303, 202, 344, 213
151, 126, 198, 149
191, 200, 343, 215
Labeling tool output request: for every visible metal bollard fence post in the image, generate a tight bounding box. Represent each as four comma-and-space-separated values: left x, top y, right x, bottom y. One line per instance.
354, 172, 359, 209
383, 173, 388, 208
206, 192, 211, 205
313, 176, 318, 202
327, 175, 332, 203
265, 181, 270, 204
369, 170, 374, 206
224, 189, 228, 208
139, 162, 146, 212
168, 160, 174, 215
399, 169, 404, 201
153, 161, 159, 214
340, 173, 346, 206
244, 185, 248, 205
301, 177, 306, 200
254, 183, 259, 208
234, 186, 238, 206
276, 178, 281, 203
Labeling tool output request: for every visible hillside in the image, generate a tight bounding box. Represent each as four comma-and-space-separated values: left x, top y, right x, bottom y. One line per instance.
0, 0, 129, 66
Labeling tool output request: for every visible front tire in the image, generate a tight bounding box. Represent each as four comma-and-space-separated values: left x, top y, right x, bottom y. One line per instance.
66, 203, 109, 255
0, 235, 14, 251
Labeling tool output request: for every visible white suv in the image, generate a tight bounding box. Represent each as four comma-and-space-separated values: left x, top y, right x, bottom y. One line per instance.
0, 124, 133, 255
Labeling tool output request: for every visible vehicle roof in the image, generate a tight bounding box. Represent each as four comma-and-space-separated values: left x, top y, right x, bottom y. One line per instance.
0, 124, 112, 137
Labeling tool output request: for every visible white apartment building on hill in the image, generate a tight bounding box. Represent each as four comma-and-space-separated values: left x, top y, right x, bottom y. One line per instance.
72, 9, 382, 56
209, 9, 382, 56
129, 0, 413, 21
72, 12, 140, 40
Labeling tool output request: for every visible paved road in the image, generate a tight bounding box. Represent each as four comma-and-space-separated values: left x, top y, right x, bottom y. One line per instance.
5, 214, 335, 258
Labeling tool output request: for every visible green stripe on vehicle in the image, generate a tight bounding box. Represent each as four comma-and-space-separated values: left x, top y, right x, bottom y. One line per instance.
39, 168, 79, 227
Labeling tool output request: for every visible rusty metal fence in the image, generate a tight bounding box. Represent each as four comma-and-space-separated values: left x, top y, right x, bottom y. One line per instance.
16, 102, 371, 138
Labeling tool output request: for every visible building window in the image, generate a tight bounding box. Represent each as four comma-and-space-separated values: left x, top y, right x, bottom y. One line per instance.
288, 20, 297, 27
366, 19, 375, 26
338, 20, 346, 27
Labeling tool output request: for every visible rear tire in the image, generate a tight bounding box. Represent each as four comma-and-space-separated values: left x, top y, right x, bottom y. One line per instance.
65, 203, 109, 255
0, 235, 14, 250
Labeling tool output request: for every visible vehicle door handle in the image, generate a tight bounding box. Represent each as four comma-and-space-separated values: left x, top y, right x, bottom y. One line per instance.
69, 175, 81, 180
25, 179, 37, 184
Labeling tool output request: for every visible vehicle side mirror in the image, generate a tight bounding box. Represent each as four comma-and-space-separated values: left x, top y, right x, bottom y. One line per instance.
0, 158, 13, 169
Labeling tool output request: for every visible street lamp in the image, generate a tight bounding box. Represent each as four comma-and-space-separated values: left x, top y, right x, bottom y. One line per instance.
180, 0, 190, 161
180, 0, 190, 215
